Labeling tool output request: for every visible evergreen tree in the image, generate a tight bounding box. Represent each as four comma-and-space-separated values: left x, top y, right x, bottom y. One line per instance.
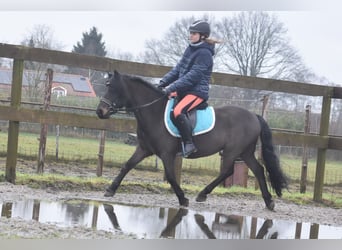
68, 27, 107, 95
72, 27, 107, 57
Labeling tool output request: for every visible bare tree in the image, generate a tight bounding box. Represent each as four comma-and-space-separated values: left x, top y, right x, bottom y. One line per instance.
107, 48, 135, 62
21, 24, 64, 50
139, 17, 190, 66
214, 12, 316, 109
138, 12, 322, 112
20, 24, 65, 101
139, 15, 224, 68
216, 12, 305, 79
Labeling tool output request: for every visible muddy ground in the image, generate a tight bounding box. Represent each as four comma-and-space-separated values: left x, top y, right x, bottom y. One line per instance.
1, 159, 342, 239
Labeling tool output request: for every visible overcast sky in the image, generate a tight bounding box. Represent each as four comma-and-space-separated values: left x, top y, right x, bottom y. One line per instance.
1, 6, 342, 86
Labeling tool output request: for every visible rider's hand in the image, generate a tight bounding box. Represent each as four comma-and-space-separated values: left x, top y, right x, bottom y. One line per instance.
161, 86, 171, 96
169, 91, 177, 98
161, 87, 177, 99
157, 80, 167, 89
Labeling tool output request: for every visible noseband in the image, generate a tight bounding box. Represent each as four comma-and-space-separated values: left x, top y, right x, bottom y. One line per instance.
100, 95, 165, 114
99, 97, 118, 115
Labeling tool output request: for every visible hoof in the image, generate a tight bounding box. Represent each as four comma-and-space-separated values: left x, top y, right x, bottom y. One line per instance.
179, 208, 189, 216
196, 194, 207, 202
266, 200, 275, 211
103, 204, 114, 212
194, 214, 205, 223
180, 198, 189, 207
104, 189, 115, 197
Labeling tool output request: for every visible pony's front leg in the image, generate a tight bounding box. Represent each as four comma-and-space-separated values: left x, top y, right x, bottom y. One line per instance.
161, 155, 189, 206
105, 144, 152, 197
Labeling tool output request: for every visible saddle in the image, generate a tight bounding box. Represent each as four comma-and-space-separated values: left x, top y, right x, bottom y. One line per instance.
164, 98, 215, 137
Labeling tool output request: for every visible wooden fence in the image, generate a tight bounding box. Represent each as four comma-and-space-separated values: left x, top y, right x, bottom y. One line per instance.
1, 43, 342, 202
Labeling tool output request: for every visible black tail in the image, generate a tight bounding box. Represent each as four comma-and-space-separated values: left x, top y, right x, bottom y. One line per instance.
257, 115, 288, 197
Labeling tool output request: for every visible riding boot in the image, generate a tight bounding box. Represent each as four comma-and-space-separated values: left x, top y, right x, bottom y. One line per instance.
174, 114, 197, 157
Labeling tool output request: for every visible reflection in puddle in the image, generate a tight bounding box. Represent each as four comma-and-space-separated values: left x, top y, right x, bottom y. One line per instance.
1, 199, 341, 239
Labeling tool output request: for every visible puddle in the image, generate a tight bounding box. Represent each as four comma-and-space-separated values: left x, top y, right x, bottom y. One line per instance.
1, 199, 342, 239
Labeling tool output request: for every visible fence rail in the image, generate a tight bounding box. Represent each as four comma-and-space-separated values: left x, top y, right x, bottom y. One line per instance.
1, 43, 342, 202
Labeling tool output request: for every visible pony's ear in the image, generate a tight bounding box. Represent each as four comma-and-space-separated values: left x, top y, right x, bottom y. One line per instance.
114, 70, 120, 78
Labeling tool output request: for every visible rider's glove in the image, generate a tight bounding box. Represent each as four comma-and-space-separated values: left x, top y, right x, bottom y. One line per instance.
161, 87, 172, 96
157, 80, 167, 89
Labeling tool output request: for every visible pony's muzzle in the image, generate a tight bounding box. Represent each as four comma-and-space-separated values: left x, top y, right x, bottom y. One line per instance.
96, 106, 111, 119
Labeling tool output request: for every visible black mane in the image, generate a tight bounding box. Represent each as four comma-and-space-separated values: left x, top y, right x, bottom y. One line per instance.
123, 74, 163, 95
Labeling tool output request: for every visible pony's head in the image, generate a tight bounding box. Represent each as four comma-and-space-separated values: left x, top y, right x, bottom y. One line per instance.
96, 70, 126, 119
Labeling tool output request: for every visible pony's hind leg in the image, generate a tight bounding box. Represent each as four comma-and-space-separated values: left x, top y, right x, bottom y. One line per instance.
241, 152, 274, 210
196, 155, 235, 202
105, 144, 152, 197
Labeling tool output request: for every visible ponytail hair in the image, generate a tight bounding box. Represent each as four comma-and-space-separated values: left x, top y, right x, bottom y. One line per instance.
204, 37, 224, 45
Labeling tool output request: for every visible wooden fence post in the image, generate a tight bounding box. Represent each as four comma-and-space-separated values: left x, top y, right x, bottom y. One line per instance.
97, 130, 106, 177
91, 205, 99, 228
260, 95, 270, 119
162, 208, 178, 238
300, 105, 311, 193
295, 223, 302, 239
250, 217, 258, 239
174, 155, 183, 185
5, 59, 24, 184
313, 96, 331, 202
255, 95, 270, 190
55, 125, 60, 161
309, 224, 320, 239
32, 200, 40, 221
163, 155, 183, 185
37, 68, 53, 173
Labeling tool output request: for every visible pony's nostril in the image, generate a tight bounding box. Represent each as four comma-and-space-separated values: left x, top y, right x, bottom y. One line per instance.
96, 109, 103, 118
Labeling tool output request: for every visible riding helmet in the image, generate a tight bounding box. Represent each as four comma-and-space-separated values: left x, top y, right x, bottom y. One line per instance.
189, 20, 210, 37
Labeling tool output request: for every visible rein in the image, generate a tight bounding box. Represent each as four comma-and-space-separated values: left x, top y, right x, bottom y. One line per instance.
100, 95, 165, 114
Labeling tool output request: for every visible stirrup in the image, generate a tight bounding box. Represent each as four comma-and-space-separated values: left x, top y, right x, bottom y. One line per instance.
182, 142, 197, 158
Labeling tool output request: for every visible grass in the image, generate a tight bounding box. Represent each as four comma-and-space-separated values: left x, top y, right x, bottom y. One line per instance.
280, 156, 342, 185
0, 131, 137, 165
1, 131, 342, 207
1, 170, 342, 208
1, 131, 341, 183
14, 172, 110, 190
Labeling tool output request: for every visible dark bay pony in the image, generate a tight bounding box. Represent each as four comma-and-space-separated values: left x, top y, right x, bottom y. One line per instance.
96, 71, 288, 210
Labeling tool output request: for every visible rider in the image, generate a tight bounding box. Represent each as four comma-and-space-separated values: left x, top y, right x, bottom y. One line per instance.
158, 20, 218, 157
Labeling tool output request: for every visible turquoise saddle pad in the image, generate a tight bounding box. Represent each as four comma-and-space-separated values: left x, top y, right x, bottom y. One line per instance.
164, 98, 215, 137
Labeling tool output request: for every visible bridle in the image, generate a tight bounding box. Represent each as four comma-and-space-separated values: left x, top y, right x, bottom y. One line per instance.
100, 95, 165, 114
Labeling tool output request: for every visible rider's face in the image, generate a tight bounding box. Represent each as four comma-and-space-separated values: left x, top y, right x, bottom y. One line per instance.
189, 32, 201, 43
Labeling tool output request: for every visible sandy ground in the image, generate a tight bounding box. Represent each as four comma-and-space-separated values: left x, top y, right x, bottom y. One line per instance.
0, 159, 342, 239
1, 181, 342, 239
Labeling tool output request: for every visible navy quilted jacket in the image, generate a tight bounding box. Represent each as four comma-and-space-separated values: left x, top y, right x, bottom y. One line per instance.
161, 42, 215, 101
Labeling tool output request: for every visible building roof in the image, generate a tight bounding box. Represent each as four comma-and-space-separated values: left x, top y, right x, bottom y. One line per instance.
53, 74, 91, 93
0, 68, 95, 96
